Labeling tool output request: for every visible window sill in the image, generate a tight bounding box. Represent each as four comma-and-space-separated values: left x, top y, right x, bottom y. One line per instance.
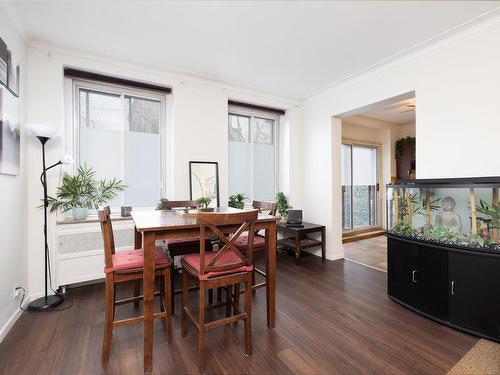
56, 214, 133, 225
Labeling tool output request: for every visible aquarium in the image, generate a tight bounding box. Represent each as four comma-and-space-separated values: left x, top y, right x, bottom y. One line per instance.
386, 177, 500, 251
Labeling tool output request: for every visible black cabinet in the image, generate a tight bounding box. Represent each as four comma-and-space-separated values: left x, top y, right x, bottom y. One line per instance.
388, 238, 419, 307
388, 235, 500, 342
418, 246, 448, 320
388, 238, 448, 320
449, 252, 500, 340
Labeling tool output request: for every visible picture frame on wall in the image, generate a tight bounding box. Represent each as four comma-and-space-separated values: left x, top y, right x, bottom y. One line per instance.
0, 38, 7, 87
0, 86, 21, 175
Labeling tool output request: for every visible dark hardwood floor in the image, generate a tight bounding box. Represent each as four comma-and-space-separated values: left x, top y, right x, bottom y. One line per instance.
0, 254, 477, 375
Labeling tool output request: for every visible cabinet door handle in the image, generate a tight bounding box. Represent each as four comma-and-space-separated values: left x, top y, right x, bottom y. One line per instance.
451, 281, 455, 295
412, 270, 418, 283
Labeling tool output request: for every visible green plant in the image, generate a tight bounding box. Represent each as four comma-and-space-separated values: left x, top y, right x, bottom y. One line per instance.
396, 192, 420, 222
47, 164, 125, 213
196, 196, 212, 208
276, 192, 290, 217
392, 222, 414, 236
156, 198, 169, 210
476, 199, 500, 229
427, 225, 459, 242
413, 192, 441, 217
395, 136, 415, 160
228, 193, 246, 209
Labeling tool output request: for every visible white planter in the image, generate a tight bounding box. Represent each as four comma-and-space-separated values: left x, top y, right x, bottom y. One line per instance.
72, 207, 88, 220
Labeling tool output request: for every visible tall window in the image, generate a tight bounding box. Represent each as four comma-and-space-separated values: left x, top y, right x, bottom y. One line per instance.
75, 80, 166, 208
228, 107, 278, 201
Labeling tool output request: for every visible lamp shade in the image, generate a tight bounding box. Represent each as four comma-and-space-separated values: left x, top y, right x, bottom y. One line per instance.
25, 123, 60, 139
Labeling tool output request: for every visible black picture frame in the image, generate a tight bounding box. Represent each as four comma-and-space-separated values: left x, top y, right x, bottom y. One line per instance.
189, 161, 220, 208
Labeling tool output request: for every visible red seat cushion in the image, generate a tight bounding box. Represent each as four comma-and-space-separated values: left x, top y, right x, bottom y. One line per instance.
104, 247, 170, 274
234, 234, 266, 249
182, 250, 253, 280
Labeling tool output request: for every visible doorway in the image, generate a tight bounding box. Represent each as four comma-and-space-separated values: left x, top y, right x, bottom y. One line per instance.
342, 142, 379, 231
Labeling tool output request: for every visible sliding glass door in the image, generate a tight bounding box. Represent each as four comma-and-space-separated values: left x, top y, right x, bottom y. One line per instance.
342, 142, 379, 231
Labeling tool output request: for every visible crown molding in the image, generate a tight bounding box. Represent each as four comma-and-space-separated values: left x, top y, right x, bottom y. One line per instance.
303, 6, 500, 103
26, 38, 300, 109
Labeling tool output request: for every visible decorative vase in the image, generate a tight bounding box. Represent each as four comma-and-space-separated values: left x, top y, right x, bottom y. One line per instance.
72, 207, 88, 220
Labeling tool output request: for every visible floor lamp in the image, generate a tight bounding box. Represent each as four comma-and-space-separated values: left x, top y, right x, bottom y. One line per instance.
26, 123, 73, 312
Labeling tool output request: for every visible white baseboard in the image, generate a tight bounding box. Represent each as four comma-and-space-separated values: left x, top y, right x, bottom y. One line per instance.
0, 293, 31, 344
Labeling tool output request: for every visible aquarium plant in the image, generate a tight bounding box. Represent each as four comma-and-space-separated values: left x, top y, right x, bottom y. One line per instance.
427, 225, 460, 243
391, 222, 414, 237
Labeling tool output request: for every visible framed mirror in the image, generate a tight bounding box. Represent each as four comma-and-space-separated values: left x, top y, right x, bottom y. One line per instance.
189, 161, 220, 208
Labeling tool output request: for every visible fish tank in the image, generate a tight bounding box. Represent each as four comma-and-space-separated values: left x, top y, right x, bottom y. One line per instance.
386, 177, 500, 251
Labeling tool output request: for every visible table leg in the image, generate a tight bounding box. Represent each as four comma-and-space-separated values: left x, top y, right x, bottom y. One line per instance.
321, 227, 326, 262
143, 231, 155, 373
134, 226, 142, 250
265, 223, 276, 328
295, 233, 301, 266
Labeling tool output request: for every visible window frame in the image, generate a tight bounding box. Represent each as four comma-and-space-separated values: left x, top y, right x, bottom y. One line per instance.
70, 78, 168, 211
228, 105, 280, 202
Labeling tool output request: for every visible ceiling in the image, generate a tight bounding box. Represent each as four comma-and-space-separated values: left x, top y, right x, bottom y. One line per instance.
362, 98, 416, 124
4, 1, 500, 100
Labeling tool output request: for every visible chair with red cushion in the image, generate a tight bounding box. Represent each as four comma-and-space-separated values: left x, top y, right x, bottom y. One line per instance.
235, 200, 277, 292
160, 200, 214, 312
98, 206, 172, 361
181, 209, 258, 372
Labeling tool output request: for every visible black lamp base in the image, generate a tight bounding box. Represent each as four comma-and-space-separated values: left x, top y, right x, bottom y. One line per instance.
27, 294, 64, 312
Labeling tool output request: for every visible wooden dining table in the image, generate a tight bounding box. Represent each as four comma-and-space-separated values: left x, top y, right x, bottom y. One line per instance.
131, 207, 278, 373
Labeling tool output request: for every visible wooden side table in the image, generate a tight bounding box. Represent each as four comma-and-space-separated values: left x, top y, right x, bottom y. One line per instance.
277, 222, 326, 265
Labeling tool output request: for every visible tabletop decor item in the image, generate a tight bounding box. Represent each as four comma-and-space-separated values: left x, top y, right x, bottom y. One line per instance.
47, 163, 125, 220
25, 122, 73, 312
189, 161, 219, 207
121, 206, 132, 217
196, 196, 213, 212
276, 192, 291, 221
228, 192, 246, 209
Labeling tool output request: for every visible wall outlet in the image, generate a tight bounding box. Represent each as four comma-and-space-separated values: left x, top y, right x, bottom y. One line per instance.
12, 284, 23, 300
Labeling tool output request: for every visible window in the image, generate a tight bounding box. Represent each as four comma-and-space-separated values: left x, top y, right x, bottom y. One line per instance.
74, 80, 166, 208
228, 107, 278, 202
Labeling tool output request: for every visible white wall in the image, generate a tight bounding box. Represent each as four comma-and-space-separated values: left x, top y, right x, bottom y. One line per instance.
0, 6, 27, 341
25, 43, 298, 297
299, 14, 500, 260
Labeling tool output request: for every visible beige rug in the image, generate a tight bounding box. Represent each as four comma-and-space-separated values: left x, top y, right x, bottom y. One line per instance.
448, 339, 500, 374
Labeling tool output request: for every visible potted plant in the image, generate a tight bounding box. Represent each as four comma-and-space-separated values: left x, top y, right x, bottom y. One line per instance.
228, 193, 246, 209
276, 192, 291, 221
47, 164, 126, 220
196, 197, 213, 212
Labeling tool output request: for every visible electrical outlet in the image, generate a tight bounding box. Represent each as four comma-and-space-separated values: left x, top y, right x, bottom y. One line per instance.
12, 284, 23, 300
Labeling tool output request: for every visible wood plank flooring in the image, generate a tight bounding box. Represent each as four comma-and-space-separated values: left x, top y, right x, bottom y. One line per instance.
0, 253, 477, 375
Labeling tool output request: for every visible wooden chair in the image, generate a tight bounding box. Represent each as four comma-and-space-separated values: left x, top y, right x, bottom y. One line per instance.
181, 210, 258, 372
160, 200, 213, 312
98, 206, 172, 361
234, 200, 277, 291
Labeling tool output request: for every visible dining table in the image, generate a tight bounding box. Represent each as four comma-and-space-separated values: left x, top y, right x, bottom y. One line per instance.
131, 207, 278, 373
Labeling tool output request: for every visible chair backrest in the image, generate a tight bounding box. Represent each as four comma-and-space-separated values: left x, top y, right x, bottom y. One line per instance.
252, 200, 277, 216
197, 210, 259, 277
161, 200, 198, 210
98, 206, 115, 270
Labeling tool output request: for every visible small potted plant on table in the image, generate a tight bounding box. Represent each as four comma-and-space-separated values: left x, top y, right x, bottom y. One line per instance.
276, 192, 291, 222
196, 197, 213, 212
228, 193, 246, 209
48, 164, 126, 220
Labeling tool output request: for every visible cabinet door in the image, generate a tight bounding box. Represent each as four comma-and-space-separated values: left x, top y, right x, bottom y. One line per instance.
418, 246, 449, 320
449, 252, 500, 339
387, 238, 419, 307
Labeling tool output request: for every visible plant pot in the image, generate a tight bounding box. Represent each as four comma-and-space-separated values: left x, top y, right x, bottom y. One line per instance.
72, 207, 88, 220
199, 207, 214, 212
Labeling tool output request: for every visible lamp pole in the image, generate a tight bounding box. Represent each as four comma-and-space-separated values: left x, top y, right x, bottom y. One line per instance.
27, 136, 64, 311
